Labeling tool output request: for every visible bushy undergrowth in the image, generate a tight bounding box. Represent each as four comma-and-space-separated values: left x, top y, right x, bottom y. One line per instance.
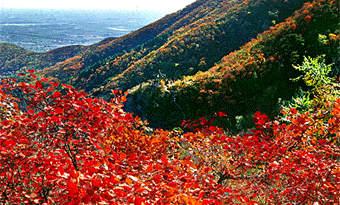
0, 71, 339, 204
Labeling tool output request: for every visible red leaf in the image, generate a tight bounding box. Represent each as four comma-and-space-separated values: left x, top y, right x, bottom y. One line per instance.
153, 174, 162, 183
59, 167, 65, 176
201, 118, 208, 126
62, 84, 73, 89
256, 119, 265, 125
51, 116, 60, 121
318, 139, 327, 144
52, 91, 62, 98
280, 109, 287, 114
198, 191, 204, 199
117, 126, 123, 132
121, 96, 127, 102
19, 139, 29, 144
222, 188, 233, 193
270, 161, 279, 168
111, 152, 118, 160
1, 120, 11, 127
67, 180, 78, 190
113, 188, 126, 197
167, 182, 177, 187
215, 111, 227, 117
125, 113, 132, 120
29, 74, 37, 79
128, 154, 137, 161
120, 153, 126, 160
3, 140, 14, 147
123, 185, 132, 192
160, 155, 168, 164
91, 194, 100, 203
102, 191, 114, 200
112, 90, 119, 95
92, 179, 100, 187
38, 111, 45, 117
203, 167, 212, 174
54, 107, 63, 115
135, 197, 145, 205
49, 82, 59, 87
209, 126, 217, 132
145, 164, 153, 173
154, 163, 162, 170
290, 108, 297, 115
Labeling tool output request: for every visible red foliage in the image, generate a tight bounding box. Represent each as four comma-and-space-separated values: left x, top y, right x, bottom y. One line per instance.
304, 15, 312, 24
0, 73, 339, 204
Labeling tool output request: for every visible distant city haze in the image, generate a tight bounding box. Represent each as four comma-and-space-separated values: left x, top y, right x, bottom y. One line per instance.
1, 0, 196, 12
1, 9, 169, 52
1, 0, 196, 52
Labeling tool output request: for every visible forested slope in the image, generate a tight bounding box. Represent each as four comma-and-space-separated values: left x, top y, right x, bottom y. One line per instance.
39, 0, 209, 82
0, 43, 35, 75
76, 0, 309, 97
0, 42, 87, 74
126, 0, 339, 130
0, 0, 203, 75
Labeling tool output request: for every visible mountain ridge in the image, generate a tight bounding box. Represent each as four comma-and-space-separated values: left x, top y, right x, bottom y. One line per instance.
65, 0, 310, 97
0, 1, 202, 75
38, 0, 209, 81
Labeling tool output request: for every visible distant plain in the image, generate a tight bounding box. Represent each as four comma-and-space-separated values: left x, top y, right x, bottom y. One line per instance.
0, 8, 166, 52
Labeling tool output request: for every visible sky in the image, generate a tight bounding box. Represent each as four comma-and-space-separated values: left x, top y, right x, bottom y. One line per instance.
1, 0, 196, 12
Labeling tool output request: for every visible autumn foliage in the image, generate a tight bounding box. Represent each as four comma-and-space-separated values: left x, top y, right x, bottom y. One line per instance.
1, 71, 339, 204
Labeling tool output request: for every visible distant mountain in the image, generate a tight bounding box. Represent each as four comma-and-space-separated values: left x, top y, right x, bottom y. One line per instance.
0, 42, 86, 75
0, 43, 34, 75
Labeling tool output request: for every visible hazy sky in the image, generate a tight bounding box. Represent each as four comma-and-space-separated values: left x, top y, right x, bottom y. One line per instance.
1, 0, 196, 11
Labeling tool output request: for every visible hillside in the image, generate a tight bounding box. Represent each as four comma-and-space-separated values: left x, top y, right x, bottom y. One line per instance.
126, 0, 339, 130
0, 43, 35, 75
38, 0, 210, 82
0, 42, 87, 75
2, 0, 338, 131
92, 0, 308, 93
39, 0, 309, 94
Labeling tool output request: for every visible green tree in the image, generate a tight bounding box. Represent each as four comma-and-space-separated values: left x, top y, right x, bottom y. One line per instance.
281, 55, 339, 116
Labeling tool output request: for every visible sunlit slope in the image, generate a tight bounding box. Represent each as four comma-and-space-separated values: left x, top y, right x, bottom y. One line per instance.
126, 0, 339, 129
83, 0, 308, 97
0, 0, 203, 76
40, 0, 208, 82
